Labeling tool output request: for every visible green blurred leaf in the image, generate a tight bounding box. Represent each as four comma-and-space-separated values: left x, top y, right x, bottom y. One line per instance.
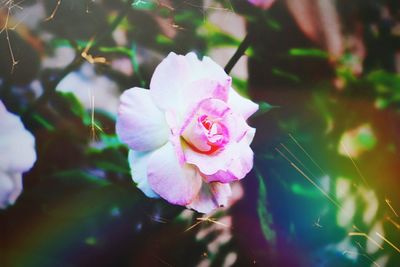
257, 101, 278, 116
130, 43, 145, 87
366, 70, 400, 109
99, 133, 123, 149
367, 70, 400, 92
272, 68, 301, 83
174, 10, 199, 24
266, 18, 281, 31
255, 168, 276, 243
55, 92, 90, 122
99, 46, 132, 56
156, 34, 174, 45
289, 48, 328, 58
290, 183, 320, 198
54, 169, 110, 187
232, 77, 248, 96
31, 113, 55, 131
94, 160, 130, 175
200, 22, 241, 48
88, 147, 129, 177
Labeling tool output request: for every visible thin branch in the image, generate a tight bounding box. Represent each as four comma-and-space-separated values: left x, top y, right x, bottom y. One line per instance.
224, 32, 252, 74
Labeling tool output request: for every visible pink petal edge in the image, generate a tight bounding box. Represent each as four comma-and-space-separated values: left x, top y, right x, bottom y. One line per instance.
147, 142, 202, 206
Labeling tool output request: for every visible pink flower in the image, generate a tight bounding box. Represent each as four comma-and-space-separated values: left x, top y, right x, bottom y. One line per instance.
116, 52, 258, 213
0, 101, 36, 208
248, 0, 276, 10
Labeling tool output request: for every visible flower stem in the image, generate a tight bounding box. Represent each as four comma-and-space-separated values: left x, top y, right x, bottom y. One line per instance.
224, 32, 252, 75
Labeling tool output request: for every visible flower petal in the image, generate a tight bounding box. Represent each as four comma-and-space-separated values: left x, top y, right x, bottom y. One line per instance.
150, 52, 230, 113
6, 172, 23, 206
227, 88, 259, 120
186, 139, 254, 183
0, 172, 14, 209
248, 0, 276, 10
181, 99, 249, 146
181, 78, 230, 112
187, 182, 232, 213
0, 131, 36, 173
147, 142, 202, 205
0, 101, 36, 173
116, 87, 169, 152
150, 52, 189, 111
245, 127, 256, 144
0, 172, 23, 208
128, 150, 159, 198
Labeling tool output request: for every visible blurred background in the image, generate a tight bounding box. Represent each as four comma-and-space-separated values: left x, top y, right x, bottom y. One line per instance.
0, 0, 399, 266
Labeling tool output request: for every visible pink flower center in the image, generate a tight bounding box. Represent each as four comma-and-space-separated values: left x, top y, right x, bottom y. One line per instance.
198, 115, 229, 153
183, 114, 229, 155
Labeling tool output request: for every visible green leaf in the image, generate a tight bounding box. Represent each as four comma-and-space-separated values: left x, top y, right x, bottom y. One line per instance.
257, 101, 278, 115
272, 68, 300, 83
255, 168, 276, 243
99, 133, 123, 149
266, 18, 281, 31
54, 169, 110, 187
200, 22, 241, 48
55, 92, 90, 123
289, 48, 328, 59
94, 160, 130, 175
174, 10, 201, 25
31, 113, 55, 131
156, 34, 174, 45
130, 43, 145, 87
232, 77, 248, 96
290, 183, 320, 198
98, 46, 132, 56
367, 70, 400, 92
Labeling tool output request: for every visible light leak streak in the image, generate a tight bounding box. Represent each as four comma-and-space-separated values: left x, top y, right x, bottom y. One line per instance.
184, 219, 203, 232
184, 216, 228, 232
149, 215, 169, 224
153, 255, 173, 267
289, 134, 328, 177
385, 198, 399, 218
278, 139, 390, 254
182, 0, 234, 23
340, 139, 400, 255
281, 143, 319, 181
340, 143, 370, 187
375, 232, 400, 253
275, 147, 342, 210
342, 250, 381, 267
386, 216, 400, 230
348, 232, 384, 250
197, 217, 228, 227
45, 0, 62, 21
88, 89, 103, 141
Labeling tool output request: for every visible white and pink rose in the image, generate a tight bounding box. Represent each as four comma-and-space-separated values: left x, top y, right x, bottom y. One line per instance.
116, 52, 258, 213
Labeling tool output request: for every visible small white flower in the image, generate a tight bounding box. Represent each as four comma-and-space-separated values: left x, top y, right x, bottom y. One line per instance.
0, 101, 36, 208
